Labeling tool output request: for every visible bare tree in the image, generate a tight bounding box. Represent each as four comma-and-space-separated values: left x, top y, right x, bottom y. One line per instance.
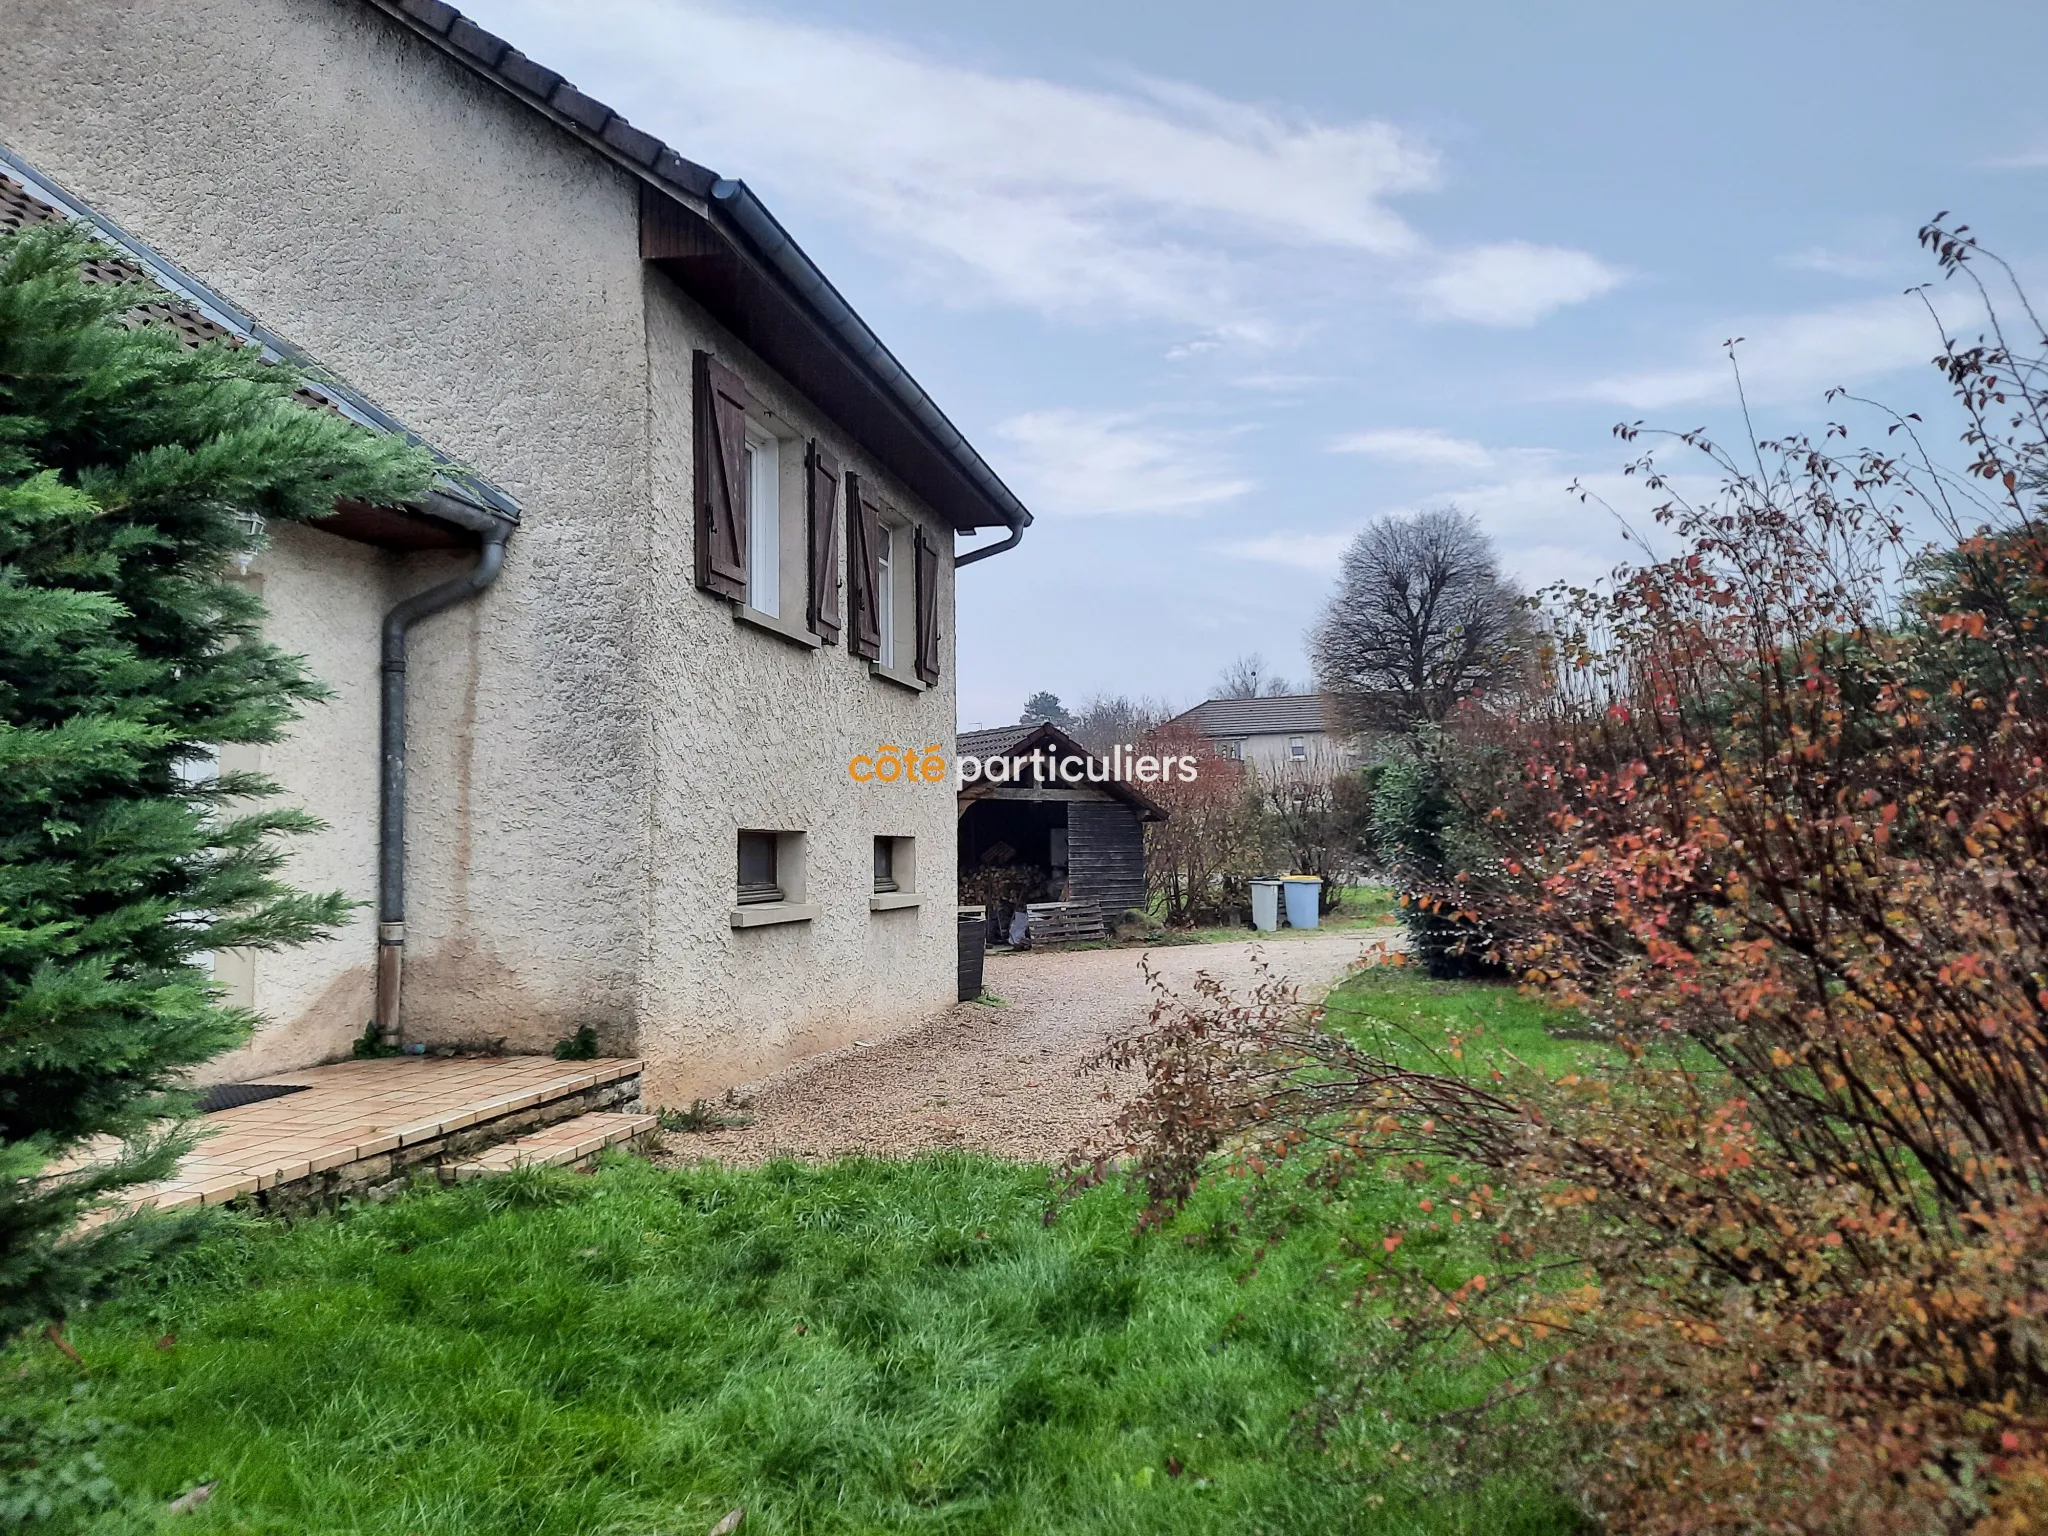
1310, 506, 1523, 731
1214, 652, 1301, 699
1068, 693, 1172, 756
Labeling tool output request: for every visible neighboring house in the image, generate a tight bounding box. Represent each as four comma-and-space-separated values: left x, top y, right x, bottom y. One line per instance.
1164, 695, 1351, 775
2, 0, 1030, 1107
957, 723, 1164, 931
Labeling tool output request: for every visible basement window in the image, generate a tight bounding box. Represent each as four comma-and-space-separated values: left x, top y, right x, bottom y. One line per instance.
870, 835, 919, 911
732, 830, 819, 928
737, 830, 781, 905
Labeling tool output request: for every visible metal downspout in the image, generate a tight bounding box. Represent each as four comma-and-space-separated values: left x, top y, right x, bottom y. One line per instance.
376, 513, 513, 1046
954, 525, 1023, 568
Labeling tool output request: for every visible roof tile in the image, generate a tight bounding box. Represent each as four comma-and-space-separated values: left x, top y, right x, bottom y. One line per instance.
651, 148, 716, 198
549, 83, 613, 135
495, 48, 561, 100
395, 0, 459, 34
601, 117, 662, 167
1173, 694, 1332, 737
959, 724, 1036, 757
446, 17, 508, 65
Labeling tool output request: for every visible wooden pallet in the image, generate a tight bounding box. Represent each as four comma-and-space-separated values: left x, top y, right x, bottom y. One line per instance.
1025, 899, 1107, 946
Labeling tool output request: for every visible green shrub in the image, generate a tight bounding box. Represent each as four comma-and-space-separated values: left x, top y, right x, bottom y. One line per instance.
0, 223, 432, 1344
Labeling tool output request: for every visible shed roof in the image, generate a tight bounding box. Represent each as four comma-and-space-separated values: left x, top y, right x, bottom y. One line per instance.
957, 724, 1039, 758
358, 0, 1030, 537
956, 721, 1167, 822
1165, 694, 1332, 737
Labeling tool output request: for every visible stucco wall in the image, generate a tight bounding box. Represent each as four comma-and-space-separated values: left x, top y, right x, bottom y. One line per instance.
198, 524, 391, 1084
1, 0, 961, 1099
1234, 730, 1349, 776
638, 272, 958, 1106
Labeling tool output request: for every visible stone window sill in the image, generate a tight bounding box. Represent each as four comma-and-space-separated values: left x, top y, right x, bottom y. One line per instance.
869, 891, 921, 911
733, 603, 823, 650
869, 660, 929, 693
730, 901, 821, 929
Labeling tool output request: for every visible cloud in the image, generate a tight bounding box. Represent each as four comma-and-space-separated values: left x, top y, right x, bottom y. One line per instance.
1215, 532, 1353, 571
994, 411, 1254, 515
1328, 427, 1495, 470
464, 0, 1438, 323
1984, 142, 2048, 171
1417, 241, 1626, 326
1782, 246, 1896, 280
1584, 290, 1968, 410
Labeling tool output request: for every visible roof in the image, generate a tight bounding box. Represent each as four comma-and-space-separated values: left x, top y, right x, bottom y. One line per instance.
957, 724, 1039, 758
956, 721, 1167, 822
1165, 694, 1332, 738
359, 0, 1030, 539
0, 146, 518, 545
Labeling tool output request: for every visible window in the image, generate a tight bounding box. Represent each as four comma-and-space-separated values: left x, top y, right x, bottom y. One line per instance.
1289, 736, 1307, 760
737, 830, 781, 905
745, 426, 780, 617
733, 830, 818, 927
875, 524, 895, 670
870, 835, 917, 910
1220, 739, 1243, 760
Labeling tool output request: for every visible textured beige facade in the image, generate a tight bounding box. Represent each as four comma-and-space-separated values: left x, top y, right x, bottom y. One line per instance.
1, 0, 963, 1104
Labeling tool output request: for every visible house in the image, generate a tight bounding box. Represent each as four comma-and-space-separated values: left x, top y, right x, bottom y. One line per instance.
957, 723, 1164, 935
1163, 694, 1351, 775
2, 0, 1030, 1108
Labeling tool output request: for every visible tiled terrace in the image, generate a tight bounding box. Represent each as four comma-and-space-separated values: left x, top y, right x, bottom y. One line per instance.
121, 1055, 650, 1216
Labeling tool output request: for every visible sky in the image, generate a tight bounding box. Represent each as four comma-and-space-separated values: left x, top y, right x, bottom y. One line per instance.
462, 0, 2048, 729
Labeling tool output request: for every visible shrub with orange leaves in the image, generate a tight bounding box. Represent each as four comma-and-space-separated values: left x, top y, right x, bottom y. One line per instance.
1097, 221, 2048, 1533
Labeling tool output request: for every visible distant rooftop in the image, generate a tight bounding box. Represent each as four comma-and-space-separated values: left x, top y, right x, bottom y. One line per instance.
1166, 694, 1332, 737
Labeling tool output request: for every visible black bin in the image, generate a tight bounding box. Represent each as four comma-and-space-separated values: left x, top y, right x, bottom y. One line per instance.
957, 905, 987, 1001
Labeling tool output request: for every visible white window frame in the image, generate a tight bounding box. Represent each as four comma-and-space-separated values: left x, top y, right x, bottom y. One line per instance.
745, 425, 780, 617
1289, 736, 1307, 760
875, 523, 896, 670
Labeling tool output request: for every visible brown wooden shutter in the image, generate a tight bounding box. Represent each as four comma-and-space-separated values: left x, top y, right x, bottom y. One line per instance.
914, 524, 941, 684
693, 350, 749, 600
844, 471, 882, 661
806, 441, 843, 643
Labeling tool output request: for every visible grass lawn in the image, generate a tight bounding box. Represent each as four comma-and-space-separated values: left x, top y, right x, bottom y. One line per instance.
4, 1147, 1579, 1536
1321, 963, 1607, 1080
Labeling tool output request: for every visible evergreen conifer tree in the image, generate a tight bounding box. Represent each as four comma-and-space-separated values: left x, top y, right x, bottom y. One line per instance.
0, 223, 433, 1341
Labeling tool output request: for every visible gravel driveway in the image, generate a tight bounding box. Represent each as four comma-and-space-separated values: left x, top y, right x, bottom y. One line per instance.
661, 930, 1384, 1167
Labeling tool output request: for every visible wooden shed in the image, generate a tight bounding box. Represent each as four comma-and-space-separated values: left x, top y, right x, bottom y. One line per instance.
956, 722, 1166, 938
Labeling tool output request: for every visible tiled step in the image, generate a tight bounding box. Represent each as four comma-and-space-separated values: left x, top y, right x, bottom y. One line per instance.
442, 1111, 658, 1181
90, 1055, 645, 1220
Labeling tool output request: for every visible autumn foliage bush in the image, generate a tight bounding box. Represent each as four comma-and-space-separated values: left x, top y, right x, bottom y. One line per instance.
1141, 720, 1267, 926
1099, 222, 2048, 1533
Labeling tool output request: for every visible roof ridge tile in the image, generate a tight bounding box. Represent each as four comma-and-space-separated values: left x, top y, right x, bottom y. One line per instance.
548, 83, 613, 136
395, 0, 458, 34
495, 49, 562, 100
447, 17, 509, 66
